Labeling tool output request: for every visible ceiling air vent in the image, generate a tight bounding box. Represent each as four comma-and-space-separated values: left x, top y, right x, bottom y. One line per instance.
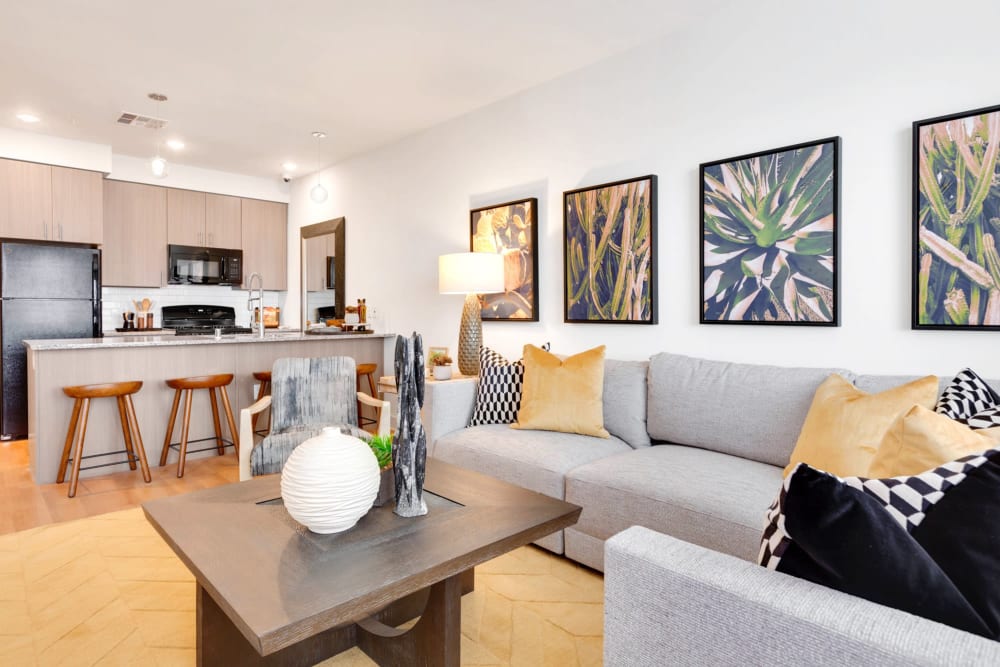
116, 112, 167, 129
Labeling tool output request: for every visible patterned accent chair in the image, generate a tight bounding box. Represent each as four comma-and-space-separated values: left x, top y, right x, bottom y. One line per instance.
238, 356, 389, 480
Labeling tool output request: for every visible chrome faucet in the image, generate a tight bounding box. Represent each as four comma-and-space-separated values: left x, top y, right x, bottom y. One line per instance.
247, 272, 265, 338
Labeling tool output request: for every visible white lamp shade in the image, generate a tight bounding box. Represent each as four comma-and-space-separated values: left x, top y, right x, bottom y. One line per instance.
438, 252, 504, 294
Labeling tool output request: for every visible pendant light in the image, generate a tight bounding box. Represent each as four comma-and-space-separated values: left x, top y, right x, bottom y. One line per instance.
310, 131, 328, 203
148, 93, 168, 179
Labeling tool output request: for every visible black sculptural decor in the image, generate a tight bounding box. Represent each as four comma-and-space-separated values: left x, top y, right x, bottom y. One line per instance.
393, 332, 428, 517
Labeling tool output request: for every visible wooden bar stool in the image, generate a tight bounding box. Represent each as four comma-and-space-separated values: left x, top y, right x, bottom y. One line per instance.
251, 370, 272, 434
57, 381, 151, 498
356, 363, 379, 429
159, 374, 239, 478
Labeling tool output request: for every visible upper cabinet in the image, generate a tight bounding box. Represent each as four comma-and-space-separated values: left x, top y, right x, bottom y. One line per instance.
52, 167, 103, 244
2, 159, 52, 241
166, 190, 242, 249
0, 158, 102, 244
166, 189, 206, 246
205, 194, 241, 249
241, 199, 287, 291
102, 180, 167, 287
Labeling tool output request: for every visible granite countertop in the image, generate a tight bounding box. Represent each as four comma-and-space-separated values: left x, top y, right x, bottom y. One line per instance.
24, 331, 396, 351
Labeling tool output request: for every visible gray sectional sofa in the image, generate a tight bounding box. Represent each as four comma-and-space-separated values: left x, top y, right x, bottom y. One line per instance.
424, 351, 1000, 665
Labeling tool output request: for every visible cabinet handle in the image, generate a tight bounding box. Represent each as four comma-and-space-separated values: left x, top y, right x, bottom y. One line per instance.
43, 222, 48, 239
59, 223, 63, 240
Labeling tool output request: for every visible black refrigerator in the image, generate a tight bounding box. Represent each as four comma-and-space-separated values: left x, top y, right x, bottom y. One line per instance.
0, 242, 101, 439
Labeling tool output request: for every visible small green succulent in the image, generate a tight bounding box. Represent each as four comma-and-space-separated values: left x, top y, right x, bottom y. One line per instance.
367, 434, 392, 469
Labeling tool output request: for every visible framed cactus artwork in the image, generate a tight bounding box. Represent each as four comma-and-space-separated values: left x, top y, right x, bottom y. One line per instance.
563, 175, 658, 324
913, 104, 1000, 330
471, 198, 538, 321
700, 137, 841, 325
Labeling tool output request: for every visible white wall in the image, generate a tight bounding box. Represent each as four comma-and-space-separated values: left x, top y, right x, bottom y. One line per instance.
106, 154, 289, 202
288, 0, 1000, 377
0, 127, 112, 172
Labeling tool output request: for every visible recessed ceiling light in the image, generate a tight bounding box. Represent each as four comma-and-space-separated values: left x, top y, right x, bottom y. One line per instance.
16, 112, 40, 123
282, 162, 297, 171
166, 139, 185, 150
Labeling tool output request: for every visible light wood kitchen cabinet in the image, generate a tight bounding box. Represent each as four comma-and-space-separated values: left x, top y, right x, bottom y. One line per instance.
167, 189, 242, 249
51, 166, 103, 244
166, 188, 206, 246
241, 198, 287, 290
205, 193, 241, 248
3, 159, 52, 240
102, 180, 167, 287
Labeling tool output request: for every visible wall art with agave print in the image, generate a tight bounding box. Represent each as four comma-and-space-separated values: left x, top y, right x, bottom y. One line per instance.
564, 175, 657, 324
701, 137, 841, 325
471, 198, 538, 321
914, 104, 1000, 330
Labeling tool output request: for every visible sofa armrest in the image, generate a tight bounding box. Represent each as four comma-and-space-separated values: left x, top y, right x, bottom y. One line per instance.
604, 527, 1000, 667
421, 376, 477, 456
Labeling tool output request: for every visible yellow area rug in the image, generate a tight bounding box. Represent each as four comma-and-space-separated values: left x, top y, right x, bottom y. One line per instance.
0, 508, 603, 666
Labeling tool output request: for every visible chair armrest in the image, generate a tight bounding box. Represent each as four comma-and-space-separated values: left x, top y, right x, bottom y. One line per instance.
421, 376, 477, 456
238, 395, 271, 481
604, 527, 1000, 666
357, 391, 390, 437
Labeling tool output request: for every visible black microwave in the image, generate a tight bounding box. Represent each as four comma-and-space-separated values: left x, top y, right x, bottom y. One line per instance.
167, 244, 243, 286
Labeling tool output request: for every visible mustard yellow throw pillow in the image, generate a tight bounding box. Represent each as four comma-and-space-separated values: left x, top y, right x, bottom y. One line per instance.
512, 344, 609, 438
868, 405, 1000, 478
784, 374, 939, 477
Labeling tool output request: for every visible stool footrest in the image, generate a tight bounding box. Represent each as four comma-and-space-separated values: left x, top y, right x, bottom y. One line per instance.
66, 448, 142, 473
165, 436, 237, 456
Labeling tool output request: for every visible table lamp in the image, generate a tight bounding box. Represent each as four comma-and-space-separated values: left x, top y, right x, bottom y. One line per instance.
438, 252, 505, 376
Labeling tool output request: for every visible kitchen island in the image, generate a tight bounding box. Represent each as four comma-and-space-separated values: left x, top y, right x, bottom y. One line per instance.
24, 332, 396, 484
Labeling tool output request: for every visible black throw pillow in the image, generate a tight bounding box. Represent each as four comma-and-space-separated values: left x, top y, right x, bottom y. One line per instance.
468, 347, 524, 426
760, 449, 1000, 639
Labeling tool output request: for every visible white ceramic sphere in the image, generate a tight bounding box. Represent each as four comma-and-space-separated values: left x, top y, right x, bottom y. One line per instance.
280, 427, 380, 534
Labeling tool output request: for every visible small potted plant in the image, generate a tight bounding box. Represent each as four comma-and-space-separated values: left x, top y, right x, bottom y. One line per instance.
367, 434, 394, 507
432, 354, 453, 380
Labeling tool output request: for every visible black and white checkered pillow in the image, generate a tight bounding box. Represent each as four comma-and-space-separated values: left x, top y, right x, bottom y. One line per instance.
937, 368, 1000, 429
468, 347, 524, 426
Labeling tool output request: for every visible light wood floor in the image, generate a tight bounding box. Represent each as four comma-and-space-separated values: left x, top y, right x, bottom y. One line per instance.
0, 438, 238, 536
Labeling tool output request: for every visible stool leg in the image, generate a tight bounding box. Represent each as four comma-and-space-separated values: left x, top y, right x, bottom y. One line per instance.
177, 389, 193, 478
251, 379, 267, 432
116, 396, 137, 471
160, 389, 182, 467
67, 398, 91, 498
366, 373, 380, 429
57, 398, 82, 484
219, 386, 239, 455
262, 380, 271, 433
125, 394, 151, 483
208, 387, 224, 455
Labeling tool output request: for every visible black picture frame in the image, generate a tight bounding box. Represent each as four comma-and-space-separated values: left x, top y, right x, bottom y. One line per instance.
470, 197, 539, 322
563, 175, 657, 324
912, 103, 1000, 330
700, 137, 841, 326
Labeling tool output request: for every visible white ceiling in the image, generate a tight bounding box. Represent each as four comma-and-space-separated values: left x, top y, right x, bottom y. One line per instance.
0, 1, 707, 179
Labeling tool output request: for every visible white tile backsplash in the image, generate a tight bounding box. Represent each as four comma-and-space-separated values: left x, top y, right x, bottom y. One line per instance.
102, 285, 286, 331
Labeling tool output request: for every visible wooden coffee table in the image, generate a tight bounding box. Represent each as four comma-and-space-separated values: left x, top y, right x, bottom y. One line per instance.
143, 458, 580, 666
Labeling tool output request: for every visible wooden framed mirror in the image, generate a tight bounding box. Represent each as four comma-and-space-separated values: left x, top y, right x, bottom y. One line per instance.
300, 217, 345, 329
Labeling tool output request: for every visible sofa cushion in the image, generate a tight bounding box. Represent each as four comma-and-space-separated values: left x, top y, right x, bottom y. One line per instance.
868, 405, 1000, 478
647, 352, 853, 467
513, 344, 609, 438
432, 424, 632, 552
761, 451, 1000, 639
603, 359, 651, 448
468, 347, 523, 426
785, 374, 939, 478
937, 368, 1000, 429
565, 445, 783, 567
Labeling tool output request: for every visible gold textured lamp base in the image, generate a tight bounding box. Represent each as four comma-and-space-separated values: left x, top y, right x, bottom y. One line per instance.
458, 294, 482, 376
